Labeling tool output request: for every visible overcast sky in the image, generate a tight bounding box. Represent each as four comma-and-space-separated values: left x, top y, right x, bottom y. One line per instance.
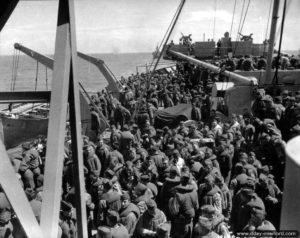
0, 0, 299, 55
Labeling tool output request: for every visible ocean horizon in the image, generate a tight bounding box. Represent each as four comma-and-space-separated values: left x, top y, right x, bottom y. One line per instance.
0, 52, 170, 93
0, 52, 176, 111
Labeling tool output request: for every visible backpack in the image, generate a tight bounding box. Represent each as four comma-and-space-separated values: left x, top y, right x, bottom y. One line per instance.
168, 193, 180, 217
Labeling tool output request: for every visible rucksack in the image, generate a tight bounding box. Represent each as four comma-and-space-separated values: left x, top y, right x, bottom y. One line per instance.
168, 193, 180, 217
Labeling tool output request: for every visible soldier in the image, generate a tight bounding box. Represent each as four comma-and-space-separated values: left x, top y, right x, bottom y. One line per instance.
113, 102, 131, 129
59, 201, 77, 238
255, 174, 282, 228
231, 179, 265, 233
159, 166, 181, 219
98, 180, 121, 225
134, 199, 167, 238
243, 207, 275, 232
84, 145, 101, 179
95, 137, 110, 176
19, 142, 41, 189
119, 193, 140, 237
191, 103, 201, 122
289, 114, 300, 139
0, 190, 13, 238
100, 210, 129, 238
170, 171, 198, 238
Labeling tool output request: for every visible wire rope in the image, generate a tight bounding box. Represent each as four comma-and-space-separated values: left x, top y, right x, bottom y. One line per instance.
273, 0, 287, 86
265, 0, 273, 41
239, 0, 251, 36
12, 50, 20, 91
45, 66, 48, 90
35, 61, 39, 91
236, 0, 246, 42
135, 0, 186, 118
149, 0, 182, 71
213, 0, 217, 41
11, 49, 16, 91
230, 0, 237, 37
233, 0, 251, 55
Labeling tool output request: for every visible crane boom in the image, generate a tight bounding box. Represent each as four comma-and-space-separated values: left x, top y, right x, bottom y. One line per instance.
14, 43, 121, 99
168, 50, 257, 86
13, 43, 109, 133
14, 43, 54, 69
77, 51, 121, 99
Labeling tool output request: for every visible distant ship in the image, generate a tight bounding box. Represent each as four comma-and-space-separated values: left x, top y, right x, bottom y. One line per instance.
152, 45, 160, 59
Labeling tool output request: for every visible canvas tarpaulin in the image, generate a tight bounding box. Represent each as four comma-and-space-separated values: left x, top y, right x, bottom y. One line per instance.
154, 104, 192, 128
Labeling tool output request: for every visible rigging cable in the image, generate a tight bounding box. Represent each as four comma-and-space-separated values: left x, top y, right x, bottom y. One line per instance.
213, 0, 217, 41
11, 49, 16, 91
105, 63, 122, 88
264, 0, 273, 41
235, 0, 246, 42
31, 61, 39, 112
45, 66, 49, 108
233, 0, 251, 55
149, 0, 182, 71
35, 61, 39, 91
272, 0, 287, 86
45, 66, 48, 90
152, 0, 186, 73
230, 0, 237, 37
239, 0, 251, 35
12, 50, 20, 91
135, 0, 186, 119
148, 3, 181, 71
275, 0, 291, 45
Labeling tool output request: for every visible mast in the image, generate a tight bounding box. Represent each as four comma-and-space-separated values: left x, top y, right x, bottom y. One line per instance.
152, 0, 186, 72
0, 0, 19, 32
264, 0, 280, 85
272, 0, 287, 87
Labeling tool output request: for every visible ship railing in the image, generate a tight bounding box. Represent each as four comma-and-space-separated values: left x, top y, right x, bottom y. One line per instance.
136, 62, 177, 74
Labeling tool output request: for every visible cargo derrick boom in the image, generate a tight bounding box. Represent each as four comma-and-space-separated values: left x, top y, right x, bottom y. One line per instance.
168, 50, 258, 117
77, 52, 121, 99
14, 43, 121, 99
13, 43, 109, 133
168, 49, 300, 117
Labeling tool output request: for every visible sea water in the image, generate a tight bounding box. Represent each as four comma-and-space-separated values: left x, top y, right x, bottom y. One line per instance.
0, 52, 163, 110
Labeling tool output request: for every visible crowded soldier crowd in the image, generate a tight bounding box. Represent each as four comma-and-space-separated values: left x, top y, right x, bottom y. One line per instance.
1, 58, 300, 238
209, 53, 300, 72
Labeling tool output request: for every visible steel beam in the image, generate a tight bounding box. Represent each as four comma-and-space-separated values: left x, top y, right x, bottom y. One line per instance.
0, 0, 19, 32
67, 0, 88, 236
15, 43, 121, 99
14, 43, 54, 69
0, 1, 44, 237
0, 91, 50, 104
40, 0, 72, 236
40, 0, 87, 237
77, 51, 121, 99
0, 140, 44, 238
264, 0, 280, 85
13, 44, 92, 128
